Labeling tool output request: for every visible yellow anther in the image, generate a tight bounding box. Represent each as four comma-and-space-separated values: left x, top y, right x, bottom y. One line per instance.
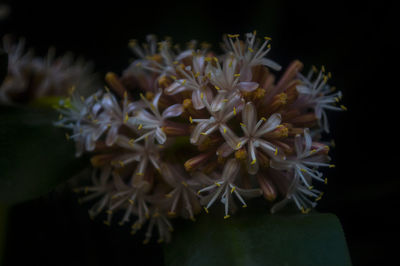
224, 215, 231, 219
107, 123, 111, 128
135, 62, 142, 67
181, 181, 188, 187
236, 142, 242, 149
261, 117, 266, 121
227, 34, 240, 38
213, 57, 219, 63
223, 99, 228, 102
165, 193, 172, 198
251, 159, 257, 165
323, 75, 328, 82
264, 36, 272, 40
330, 86, 337, 92
189, 116, 193, 124
240, 123, 246, 127
194, 72, 200, 78
312, 65, 318, 73
324, 178, 328, 184
267, 44, 271, 49
308, 186, 314, 190
300, 168, 307, 172
200, 132, 207, 136
103, 221, 111, 226
310, 149, 317, 154
138, 124, 143, 130
170, 75, 177, 80
340, 105, 348, 111
231, 187, 236, 194
124, 113, 129, 123
200, 92, 204, 99
274, 148, 278, 156
228, 60, 233, 67
223, 127, 227, 134
65, 133, 70, 140
136, 172, 144, 176
128, 39, 137, 47
197, 190, 201, 195
204, 207, 209, 213
118, 161, 125, 167
329, 164, 336, 168
335, 97, 340, 102
328, 72, 332, 78
234, 73, 241, 77
214, 85, 221, 90
106, 210, 113, 215
80, 96, 85, 102
173, 61, 179, 65
58, 113, 63, 120
181, 79, 187, 85
104, 86, 110, 92
168, 211, 176, 216
233, 107, 237, 115
128, 199, 134, 205
248, 47, 254, 53
190, 216, 196, 222
215, 182, 221, 187
242, 204, 247, 208
204, 57, 212, 62
129, 139, 135, 146
321, 65, 326, 72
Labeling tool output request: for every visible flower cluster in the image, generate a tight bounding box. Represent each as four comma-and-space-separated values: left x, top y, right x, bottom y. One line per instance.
0, 35, 97, 104
56, 32, 345, 243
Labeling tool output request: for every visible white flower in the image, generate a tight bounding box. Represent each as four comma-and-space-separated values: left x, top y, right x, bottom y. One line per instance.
270, 128, 331, 189
190, 92, 244, 145
165, 57, 210, 110
197, 159, 262, 218
129, 90, 183, 144
113, 135, 162, 175
223, 102, 283, 175
161, 164, 202, 220
206, 56, 259, 95
270, 176, 324, 214
296, 66, 345, 132
223, 32, 281, 81
108, 172, 151, 227
76, 166, 114, 220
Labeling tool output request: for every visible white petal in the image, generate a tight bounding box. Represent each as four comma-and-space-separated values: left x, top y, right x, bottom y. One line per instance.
260, 58, 282, 71
219, 125, 240, 150
221, 159, 240, 182
243, 102, 257, 133
238, 82, 258, 92
165, 80, 187, 95
256, 113, 281, 136
296, 85, 312, 94
155, 127, 167, 144
106, 125, 119, 146
192, 90, 205, 110
162, 104, 183, 118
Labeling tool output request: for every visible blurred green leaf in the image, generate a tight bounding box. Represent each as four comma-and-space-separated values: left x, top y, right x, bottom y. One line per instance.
0, 106, 88, 205
164, 204, 352, 266
0, 48, 7, 85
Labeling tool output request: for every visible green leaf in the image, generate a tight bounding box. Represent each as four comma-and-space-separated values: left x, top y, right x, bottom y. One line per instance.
164, 204, 352, 266
0, 48, 7, 85
0, 106, 88, 205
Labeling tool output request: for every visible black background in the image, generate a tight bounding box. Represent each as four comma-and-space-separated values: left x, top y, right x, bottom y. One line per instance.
1, 0, 398, 265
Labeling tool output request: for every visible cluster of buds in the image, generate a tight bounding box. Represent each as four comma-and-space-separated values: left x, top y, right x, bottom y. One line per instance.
56, 32, 345, 243
0, 35, 96, 104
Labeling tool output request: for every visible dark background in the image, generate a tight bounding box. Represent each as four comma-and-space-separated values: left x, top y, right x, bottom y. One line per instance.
1, 0, 398, 265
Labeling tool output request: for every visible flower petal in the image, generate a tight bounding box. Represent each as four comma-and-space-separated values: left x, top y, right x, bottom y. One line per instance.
256, 113, 281, 136
162, 104, 183, 119
238, 81, 258, 92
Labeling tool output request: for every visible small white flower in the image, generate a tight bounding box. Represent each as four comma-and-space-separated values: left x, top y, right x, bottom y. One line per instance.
197, 159, 262, 218
296, 66, 345, 132
129, 90, 183, 144
113, 135, 162, 176
190, 92, 244, 145
270, 128, 331, 189
223, 32, 281, 81
220, 102, 283, 175
161, 164, 202, 220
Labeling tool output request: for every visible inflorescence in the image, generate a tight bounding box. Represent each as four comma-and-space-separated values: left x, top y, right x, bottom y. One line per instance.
53, 32, 345, 243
